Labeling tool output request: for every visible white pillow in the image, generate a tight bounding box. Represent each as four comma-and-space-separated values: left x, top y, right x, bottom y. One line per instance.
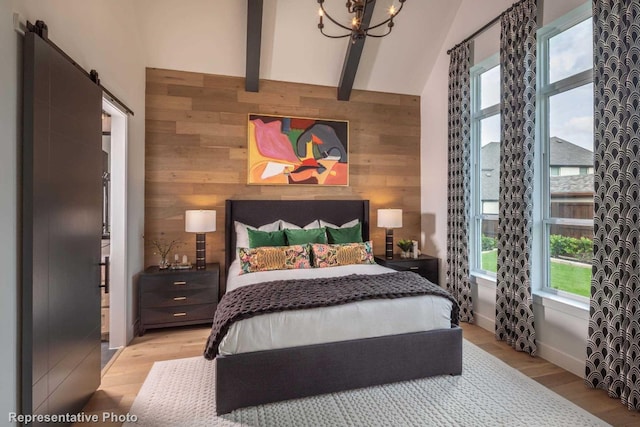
280, 220, 321, 230
234, 220, 280, 249
319, 218, 359, 229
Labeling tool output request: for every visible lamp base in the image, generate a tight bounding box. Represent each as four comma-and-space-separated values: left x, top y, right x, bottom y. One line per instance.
195, 233, 206, 270
385, 229, 394, 260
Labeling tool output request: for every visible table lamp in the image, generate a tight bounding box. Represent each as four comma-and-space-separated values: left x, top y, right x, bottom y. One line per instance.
185, 210, 216, 270
377, 209, 403, 259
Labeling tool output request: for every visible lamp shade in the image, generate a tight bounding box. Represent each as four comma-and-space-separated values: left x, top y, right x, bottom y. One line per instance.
185, 210, 216, 233
377, 209, 402, 228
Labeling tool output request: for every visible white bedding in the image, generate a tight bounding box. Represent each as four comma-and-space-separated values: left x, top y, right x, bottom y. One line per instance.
218, 261, 453, 355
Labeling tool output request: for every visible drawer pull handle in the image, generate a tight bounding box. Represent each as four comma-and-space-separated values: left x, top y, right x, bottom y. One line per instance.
409, 266, 419, 270
173, 281, 187, 286
173, 296, 187, 301
173, 312, 187, 317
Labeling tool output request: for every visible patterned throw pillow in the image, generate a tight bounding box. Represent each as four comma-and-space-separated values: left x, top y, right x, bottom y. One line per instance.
311, 241, 375, 268
238, 245, 311, 274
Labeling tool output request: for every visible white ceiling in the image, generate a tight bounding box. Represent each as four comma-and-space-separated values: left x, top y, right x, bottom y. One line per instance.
133, 0, 462, 95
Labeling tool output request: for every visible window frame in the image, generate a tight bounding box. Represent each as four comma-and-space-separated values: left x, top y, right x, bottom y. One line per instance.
536, 2, 593, 301
470, 53, 500, 277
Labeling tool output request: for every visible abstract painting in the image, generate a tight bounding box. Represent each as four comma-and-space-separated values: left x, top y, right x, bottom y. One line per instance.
247, 114, 349, 185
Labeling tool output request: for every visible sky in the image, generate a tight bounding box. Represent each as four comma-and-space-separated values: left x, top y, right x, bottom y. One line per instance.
480, 17, 593, 152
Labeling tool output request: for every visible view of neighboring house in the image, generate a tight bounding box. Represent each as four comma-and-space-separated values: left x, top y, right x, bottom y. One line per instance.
482, 137, 594, 237
547, 137, 595, 219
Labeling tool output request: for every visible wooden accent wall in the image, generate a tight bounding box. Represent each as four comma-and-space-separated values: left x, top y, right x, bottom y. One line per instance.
145, 68, 421, 275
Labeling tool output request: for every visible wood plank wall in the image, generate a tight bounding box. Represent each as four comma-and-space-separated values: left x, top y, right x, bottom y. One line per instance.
145, 68, 421, 279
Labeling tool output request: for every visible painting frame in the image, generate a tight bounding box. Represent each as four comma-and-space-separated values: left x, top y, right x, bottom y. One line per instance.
247, 113, 349, 186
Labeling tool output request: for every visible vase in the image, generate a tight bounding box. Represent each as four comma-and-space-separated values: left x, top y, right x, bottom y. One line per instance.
401, 250, 411, 259
158, 257, 169, 270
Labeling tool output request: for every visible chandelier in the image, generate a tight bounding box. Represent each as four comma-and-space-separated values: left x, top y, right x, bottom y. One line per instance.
317, 0, 406, 42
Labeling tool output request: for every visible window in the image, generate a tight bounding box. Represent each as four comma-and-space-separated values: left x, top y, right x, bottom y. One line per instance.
538, 4, 593, 299
470, 55, 500, 275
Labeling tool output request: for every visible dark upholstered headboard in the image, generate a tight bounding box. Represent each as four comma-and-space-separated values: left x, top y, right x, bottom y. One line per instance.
225, 199, 370, 276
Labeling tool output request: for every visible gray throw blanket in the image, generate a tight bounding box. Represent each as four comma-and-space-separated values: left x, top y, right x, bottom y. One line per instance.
204, 271, 459, 359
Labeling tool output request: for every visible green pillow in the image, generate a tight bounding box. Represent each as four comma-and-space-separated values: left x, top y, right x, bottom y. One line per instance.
284, 227, 327, 245
326, 223, 363, 244
248, 228, 286, 248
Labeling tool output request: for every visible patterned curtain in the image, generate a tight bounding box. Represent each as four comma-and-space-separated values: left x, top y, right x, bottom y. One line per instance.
446, 42, 473, 323
495, 0, 537, 355
586, 0, 640, 411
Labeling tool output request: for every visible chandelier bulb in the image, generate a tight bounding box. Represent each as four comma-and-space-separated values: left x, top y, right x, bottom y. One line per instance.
318, 0, 405, 40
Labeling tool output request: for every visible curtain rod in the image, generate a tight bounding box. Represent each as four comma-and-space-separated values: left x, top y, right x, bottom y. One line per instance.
26, 20, 135, 116
446, 0, 530, 55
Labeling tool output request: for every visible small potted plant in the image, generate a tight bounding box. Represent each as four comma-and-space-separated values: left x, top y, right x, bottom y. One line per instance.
397, 239, 413, 258
150, 233, 181, 269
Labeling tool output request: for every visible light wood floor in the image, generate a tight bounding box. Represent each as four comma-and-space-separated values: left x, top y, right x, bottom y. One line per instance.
77, 323, 640, 426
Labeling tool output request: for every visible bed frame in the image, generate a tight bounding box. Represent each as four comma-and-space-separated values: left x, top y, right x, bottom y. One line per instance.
216, 199, 462, 415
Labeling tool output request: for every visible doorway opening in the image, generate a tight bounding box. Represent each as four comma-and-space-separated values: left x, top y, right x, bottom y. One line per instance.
101, 112, 116, 369
101, 97, 129, 370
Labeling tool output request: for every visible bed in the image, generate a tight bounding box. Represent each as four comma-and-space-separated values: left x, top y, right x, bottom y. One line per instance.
209, 199, 462, 415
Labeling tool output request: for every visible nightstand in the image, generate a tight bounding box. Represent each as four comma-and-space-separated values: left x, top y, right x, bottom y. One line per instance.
375, 254, 440, 285
138, 263, 219, 335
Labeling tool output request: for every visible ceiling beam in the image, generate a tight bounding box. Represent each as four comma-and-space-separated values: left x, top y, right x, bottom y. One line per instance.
337, 0, 377, 101
246, 0, 263, 92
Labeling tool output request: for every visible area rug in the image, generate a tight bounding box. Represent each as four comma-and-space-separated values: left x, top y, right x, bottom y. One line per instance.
124, 340, 609, 426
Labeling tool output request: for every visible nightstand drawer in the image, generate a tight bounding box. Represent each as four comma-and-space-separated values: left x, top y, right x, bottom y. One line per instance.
140, 273, 214, 292
391, 259, 427, 271
141, 303, 216, 326
374, 255, 440, 285
141, 287, 217, 308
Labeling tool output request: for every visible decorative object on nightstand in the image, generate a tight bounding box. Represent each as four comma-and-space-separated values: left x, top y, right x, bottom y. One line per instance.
168, 253, 192, 270
396, 239, 413, 258
185, 210, 216, 270
138, 263, 220, 335
377, 208, 402, 259
150, 233, 181, 270
375, 254, 440, 285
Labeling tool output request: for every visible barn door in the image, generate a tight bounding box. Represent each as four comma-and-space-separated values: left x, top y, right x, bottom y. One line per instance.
22, 30, 102, 422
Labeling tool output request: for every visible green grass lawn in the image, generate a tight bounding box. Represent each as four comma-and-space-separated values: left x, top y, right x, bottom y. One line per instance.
481, 250, 591, 297
481, 250, 498, 274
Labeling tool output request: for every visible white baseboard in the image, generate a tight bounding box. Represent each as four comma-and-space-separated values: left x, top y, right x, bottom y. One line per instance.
470, 314, 585, 378
474, 312, 495, 333
536, 341, 585, 378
